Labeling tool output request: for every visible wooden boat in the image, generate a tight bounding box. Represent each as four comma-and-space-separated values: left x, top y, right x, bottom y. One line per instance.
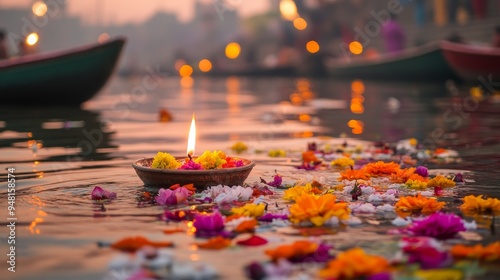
0, 38, 126, 106
326, 42, 459, 81
441, 40, 500, 82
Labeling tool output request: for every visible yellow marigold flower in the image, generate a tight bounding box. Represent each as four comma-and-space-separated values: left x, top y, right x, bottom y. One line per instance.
364, 161, 401, 177
289, 193, 349, 226
283, 183, 318, 201
390, 167, 416, 183
427, 175, 456, 188
265, 240, 318, 262
395, 193, 445, 218
405, 179, 428, 190
319, 248, 390, 279
451, 242, 500, 261
406, 173, 429, 182
460, 195, 500, 216
330, 157, 355, 168
409, 138, 418, 146
151, 152, 181, 169
338, 169, 370, 181
268, 149, 286, 157
231, 203, 265, 218
230, 141, 248, 154
194, 150, 227, 169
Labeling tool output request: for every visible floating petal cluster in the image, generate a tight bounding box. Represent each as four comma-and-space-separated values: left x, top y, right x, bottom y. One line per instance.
406, 212, 466, 240
451, 242, 500, 261
265, 240, 331, 263
91, 186, 117, 200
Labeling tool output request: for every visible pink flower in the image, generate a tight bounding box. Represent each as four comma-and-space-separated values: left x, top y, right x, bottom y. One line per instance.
193, 211, 226, 238
404, 245, 450, 269
415, 166, 428, 177
91, 186, 117, 200
407, 212, 466, 240
155, 187, 190, 206
179, 160, 203, 170
261, 175, 283, 187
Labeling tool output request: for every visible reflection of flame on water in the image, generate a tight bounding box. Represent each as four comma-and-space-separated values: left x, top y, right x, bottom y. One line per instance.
350, 80, 365, 114
186, 221, 196, 236
348, 120, 364, 135
29, 210, 47, 235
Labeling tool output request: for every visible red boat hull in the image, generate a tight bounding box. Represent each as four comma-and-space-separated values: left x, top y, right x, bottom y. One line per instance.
441, 41, 500, 82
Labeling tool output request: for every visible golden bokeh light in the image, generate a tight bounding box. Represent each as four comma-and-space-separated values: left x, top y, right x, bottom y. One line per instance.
198, 59, 212, 72
98, 33, 110, 44
179, 64, 194, 77
26, 33, 39, 46
32, 1, 47, 17
293, 17, 307, 30
280, 0, 299, 20
225, 42, 241, 59
349, 41, 364, 55
299, 113, 311, 122
348, 120, 364, 135
306, 40, 320, 54
351, 80, 365, 95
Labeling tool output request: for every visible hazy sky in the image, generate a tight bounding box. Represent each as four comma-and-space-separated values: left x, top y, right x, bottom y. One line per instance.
0, 0, 270, 24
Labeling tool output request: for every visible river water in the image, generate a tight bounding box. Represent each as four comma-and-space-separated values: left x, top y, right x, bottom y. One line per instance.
1, 76, 499, 279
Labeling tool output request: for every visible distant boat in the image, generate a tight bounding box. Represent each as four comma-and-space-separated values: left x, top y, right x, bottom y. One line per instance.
0, 38, 126, 106
441, 41, 500, 82
326, 42, 459, 81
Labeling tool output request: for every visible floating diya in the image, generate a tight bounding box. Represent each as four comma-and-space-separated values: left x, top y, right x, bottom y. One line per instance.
133, 114, 255, 190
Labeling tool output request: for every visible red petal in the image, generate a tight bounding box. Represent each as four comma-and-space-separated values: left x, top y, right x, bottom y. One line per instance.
237, 235, 268, 246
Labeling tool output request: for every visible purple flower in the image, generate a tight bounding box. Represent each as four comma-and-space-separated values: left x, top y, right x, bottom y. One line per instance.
234, 160, 244, 167
407, 212, 466, 240
453, 173, 465, 183
91, 186, 117, 200
258, 213, 288, 222
295, 162, 321, 170
179, 160, 203, 170
293, 243, 333, 263
367, 273, 392, 280
415, 166, 428, 177
261, 175, 283, 187
404, 245, 450, 269
193, 211, 225, 238
307, 142, 317, 151
245, 262, 266, 280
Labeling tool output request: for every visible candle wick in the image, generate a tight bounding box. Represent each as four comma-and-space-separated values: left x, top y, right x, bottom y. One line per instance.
188, 154, 193, 161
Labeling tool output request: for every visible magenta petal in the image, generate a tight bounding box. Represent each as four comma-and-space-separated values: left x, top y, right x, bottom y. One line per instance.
91, 186, 116, 200
237, 235, 268, 246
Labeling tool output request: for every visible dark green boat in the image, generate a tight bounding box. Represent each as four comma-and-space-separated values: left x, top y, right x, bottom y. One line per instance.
327, 42, 460, 81
0, 38, 126, 106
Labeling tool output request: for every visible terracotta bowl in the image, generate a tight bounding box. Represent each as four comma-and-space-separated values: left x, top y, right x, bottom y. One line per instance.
132, 157, 255, 190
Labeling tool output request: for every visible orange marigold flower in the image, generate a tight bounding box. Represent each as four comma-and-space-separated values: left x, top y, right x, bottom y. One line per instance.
427, 175, 456, 188
195, 236, 232, 250
234, 219, 257, 233
289, 193, 350, 226
319, 248, 390, 279
302, 150, 319, 163
110, 236, 173, 252
451, 242, 500, 261
460, 195, 500, 216
395, 193, 445, 218
265, 240, 318, 261
364, 161, 401, 177
338, 169, 370, 181
390, 167, 416, 183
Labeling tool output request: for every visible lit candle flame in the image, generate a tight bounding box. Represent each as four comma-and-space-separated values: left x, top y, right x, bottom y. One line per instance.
187, 114, 196, 157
